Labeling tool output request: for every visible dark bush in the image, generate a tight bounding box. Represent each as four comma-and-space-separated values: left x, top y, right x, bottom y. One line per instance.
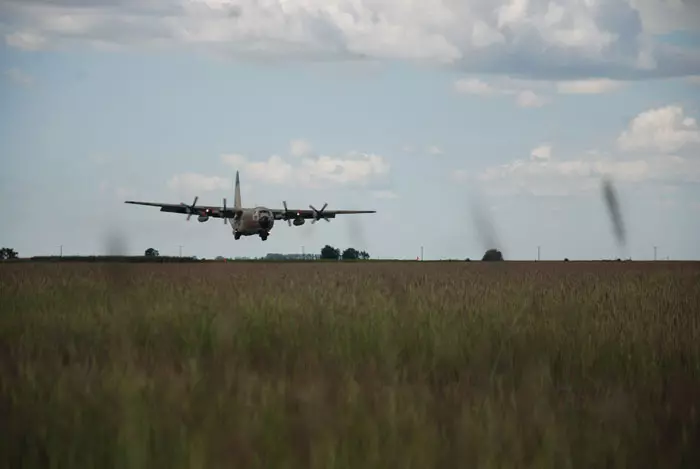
482, 249, 504, 262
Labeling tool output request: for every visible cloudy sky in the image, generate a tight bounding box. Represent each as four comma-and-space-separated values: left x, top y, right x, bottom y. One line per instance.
2, 0, 700, 260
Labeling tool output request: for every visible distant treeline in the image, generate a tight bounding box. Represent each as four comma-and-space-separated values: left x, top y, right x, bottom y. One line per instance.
4, 256, 378, 263
5, 256, 455, 263
11, 256, 204, 263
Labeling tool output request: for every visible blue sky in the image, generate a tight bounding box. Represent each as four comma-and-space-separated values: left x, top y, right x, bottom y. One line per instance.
2, 0, 700, 260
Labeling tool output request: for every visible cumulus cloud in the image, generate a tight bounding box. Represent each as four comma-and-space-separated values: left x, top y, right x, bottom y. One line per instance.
454, 75, 627, 106
516, 90, 547, 108
289, 138, 312, 157
556, 78, 626, 94
530, 144, 552, 161
629, 0, 700, 35
454, 77, 548, 108
2, 0, 699, 79
220, 140, 390, 188
617, 105, 700, 154
458, 105, 700, 196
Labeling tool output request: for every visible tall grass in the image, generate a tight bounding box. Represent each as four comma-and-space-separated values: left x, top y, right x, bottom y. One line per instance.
1, 262, 699, 468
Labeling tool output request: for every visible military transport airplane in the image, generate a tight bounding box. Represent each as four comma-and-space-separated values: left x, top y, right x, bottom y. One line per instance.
124, 171, 376, 241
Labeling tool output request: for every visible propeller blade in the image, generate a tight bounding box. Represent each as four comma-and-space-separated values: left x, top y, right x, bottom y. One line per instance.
223, 197, 228, 224
283, 200, 291, 226
181, 196, 199, 222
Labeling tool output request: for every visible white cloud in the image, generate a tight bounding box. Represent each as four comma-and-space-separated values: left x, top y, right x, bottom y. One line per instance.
472, 151, 686, 197
4, 31, 46, 51
556, 78, 625, 94
457, 106, 700, 197
2, 0, 699, 79
617, 105, 700, 154
454, 77, 547, 108
455, 75, 627, 106
4, 67, 33, 86
220, 153, 247, 168
628, 0, 700, 35
289, 138, 312, 157
531, 144, 552, 161
221, 143, 390, 188
516, 90, 547, 108
454, 78, 500, 96
167, 173, 232, 193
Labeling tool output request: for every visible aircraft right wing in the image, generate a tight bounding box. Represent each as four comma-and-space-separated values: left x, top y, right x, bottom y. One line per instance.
124, 200, 240, 219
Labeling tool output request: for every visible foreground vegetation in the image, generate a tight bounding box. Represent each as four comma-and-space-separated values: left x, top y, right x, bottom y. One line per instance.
1, 261, 699, 468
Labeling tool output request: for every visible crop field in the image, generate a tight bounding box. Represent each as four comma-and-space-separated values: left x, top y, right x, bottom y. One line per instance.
1, 260, 699, 468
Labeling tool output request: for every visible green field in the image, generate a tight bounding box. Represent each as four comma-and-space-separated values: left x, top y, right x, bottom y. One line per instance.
1, 261, 699, 468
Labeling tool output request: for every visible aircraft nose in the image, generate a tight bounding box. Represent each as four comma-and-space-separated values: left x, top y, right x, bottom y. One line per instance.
259, 216, 272, 229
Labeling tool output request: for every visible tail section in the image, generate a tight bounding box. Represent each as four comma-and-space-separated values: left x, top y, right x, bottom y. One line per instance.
234, 171, 242, 210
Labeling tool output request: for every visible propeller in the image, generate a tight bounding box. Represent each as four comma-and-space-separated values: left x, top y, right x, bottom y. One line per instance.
181, 196, 199, 221
310, 203, 330, 223
223, 198, 228, 224
280, 200, 293, 226
601, 175, 628, 259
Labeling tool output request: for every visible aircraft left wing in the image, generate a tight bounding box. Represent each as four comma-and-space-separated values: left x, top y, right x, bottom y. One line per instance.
271, 202, 376, 221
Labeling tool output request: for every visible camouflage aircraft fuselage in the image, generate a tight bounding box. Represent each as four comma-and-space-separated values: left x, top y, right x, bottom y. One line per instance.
232, 207, 275, 238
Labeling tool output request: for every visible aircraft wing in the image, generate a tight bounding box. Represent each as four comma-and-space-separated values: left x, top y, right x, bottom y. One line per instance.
271, 206, 376, 220
124, 201, 236, 218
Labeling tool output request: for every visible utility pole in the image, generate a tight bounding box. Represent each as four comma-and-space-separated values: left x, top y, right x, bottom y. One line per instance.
653, 246, 657, 261
537, 245, 541, 261
178, 245, 183, 257
302, 245, 305, 259
59, 245, 63, 257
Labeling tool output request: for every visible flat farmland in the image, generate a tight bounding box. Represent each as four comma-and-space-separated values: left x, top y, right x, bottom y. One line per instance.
1, 261, 699, 468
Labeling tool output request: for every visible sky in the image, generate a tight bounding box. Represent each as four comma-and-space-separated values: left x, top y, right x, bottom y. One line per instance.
1, 0, 700, 261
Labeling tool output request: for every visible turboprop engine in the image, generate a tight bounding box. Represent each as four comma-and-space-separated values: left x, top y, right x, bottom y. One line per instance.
197, 215, 209, 223
293, 217, 305, 226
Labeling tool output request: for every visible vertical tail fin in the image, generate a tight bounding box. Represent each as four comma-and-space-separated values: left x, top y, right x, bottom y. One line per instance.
234, 171, 242, 210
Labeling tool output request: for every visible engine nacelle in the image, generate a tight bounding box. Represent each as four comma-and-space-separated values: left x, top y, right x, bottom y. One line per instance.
197, 215, 210, 223
293, 217, 305, 226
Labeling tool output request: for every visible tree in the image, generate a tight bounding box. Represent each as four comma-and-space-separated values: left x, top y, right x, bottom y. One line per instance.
144, 247, 160, 257
342, 247, 359, 260
359, 250, 370, 260
0, 247, 18, 260
320, 245, 340, 260
481, 248, 504, 261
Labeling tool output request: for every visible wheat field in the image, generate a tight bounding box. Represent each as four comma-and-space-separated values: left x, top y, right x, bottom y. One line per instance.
1, 261, 699, 468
